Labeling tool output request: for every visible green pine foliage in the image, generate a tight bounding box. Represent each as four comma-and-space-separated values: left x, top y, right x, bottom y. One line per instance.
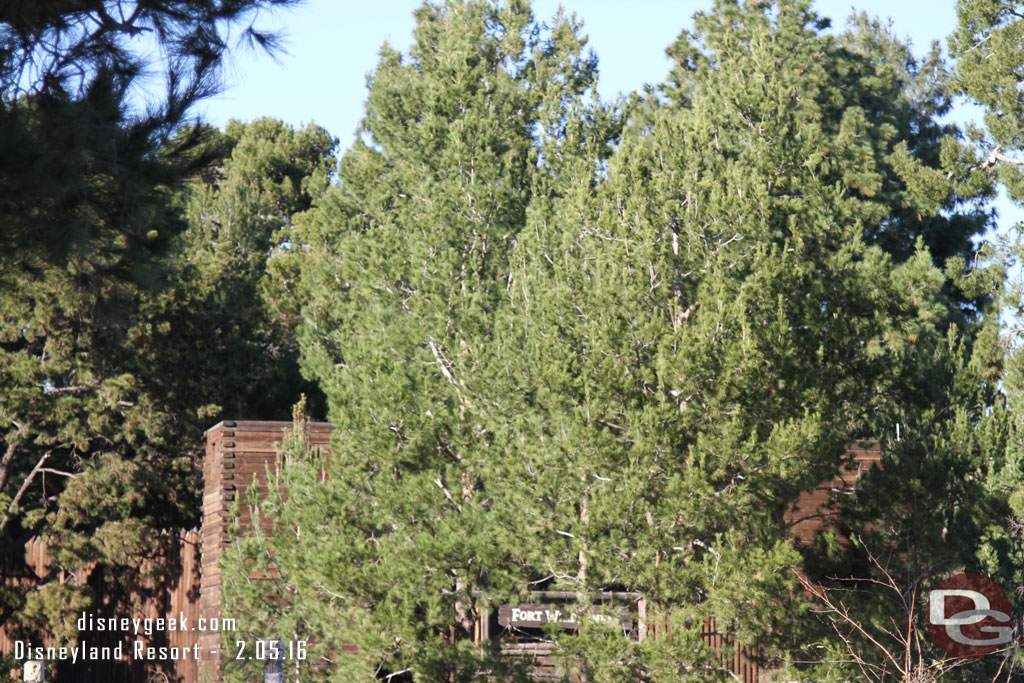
951, 3, 1024, 678
951, 0, 1024, 201
226, 1, 1022, 681
2, 0, 1020, 681
0, 0, 303, 266
227, 1, 622, 679
0, 117, 332, 668
509, 3, 1012, 678
142, 117, 336, 422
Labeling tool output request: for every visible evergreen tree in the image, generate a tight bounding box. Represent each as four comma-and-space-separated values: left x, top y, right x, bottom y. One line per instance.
0, 0, 302, 267
0, 117, 332, 675
950, 0, 1024, 201
950, 4, 1024, 675
226, 1, 617, 680
140, 117, 335, 422
229, 1, 1018, 680
505, 3, 1010, 678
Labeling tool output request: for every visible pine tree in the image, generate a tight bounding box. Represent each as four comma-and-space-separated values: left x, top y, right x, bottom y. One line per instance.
231, 1, 1018, 680
0, 117, 332, 675
503, 3, 1009, 678
950, 0, 1024, 201
139, 117, 336, 422
0, 0, 303, 267
226, 1, 618, 680
950, 5, 1024, 676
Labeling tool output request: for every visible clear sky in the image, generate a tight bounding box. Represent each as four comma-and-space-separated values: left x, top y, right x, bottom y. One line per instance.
194, 0, 1022, 236
199, 0, 962, 143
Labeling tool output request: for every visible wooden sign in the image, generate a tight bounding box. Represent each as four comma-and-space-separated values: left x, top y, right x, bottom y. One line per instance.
498, 603, 633, 630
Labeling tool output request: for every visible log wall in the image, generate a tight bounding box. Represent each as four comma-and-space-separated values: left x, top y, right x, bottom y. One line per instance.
199, 420, 334, 682
0, 529, 201, 682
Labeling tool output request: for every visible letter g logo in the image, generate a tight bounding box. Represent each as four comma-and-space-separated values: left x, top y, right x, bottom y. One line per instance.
927, 574, 1014, 658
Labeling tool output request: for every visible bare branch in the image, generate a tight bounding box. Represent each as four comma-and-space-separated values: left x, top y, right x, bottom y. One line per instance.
0, 450, 52, 536
0, 420, 31, 491
950, 145, 1024, 179
433, 477, 461, 512
41, 384, 91, 395
39, 467, 77, 477
795, 570, 905, 676
427, 340, 457, 385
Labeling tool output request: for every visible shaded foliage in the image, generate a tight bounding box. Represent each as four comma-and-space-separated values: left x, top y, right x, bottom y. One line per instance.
0, 116, 331, 673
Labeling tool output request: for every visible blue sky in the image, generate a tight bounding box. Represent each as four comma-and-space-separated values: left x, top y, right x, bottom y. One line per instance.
193, 0, 1022, 236
199, 0, 962, 144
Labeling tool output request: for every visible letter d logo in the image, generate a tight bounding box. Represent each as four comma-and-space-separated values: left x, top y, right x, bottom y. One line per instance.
927, 574, 1014, 658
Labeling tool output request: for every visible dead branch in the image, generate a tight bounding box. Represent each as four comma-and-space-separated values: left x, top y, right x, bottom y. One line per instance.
949, 144, 1024, 179
427, 340, 458, 385
433, 477, 461, 512
796, 570, 905, 680
0, 420, 31, 491
0, 450, 52, 536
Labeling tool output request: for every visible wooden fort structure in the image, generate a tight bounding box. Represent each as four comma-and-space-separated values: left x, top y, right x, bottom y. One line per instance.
198, 421, 882, 682
0, 421, 880, 681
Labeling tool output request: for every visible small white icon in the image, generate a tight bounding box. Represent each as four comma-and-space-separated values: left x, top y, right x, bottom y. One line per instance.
23, 660, 44, 682
929, 589, 1012, 647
